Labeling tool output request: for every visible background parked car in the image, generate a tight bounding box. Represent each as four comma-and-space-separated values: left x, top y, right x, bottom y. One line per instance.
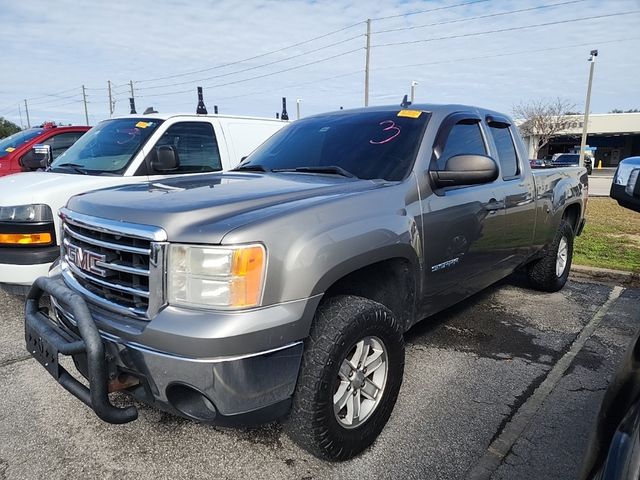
552, 153, 594, 175
0, 123, 90, 176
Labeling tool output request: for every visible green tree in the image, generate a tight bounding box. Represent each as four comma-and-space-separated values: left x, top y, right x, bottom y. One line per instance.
0, 117, 20, 139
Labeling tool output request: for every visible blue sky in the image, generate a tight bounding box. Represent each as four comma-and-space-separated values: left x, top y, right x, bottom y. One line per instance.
0, 0, 638, 127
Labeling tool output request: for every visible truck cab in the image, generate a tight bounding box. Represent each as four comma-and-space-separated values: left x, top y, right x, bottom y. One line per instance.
0, 123, 90, 176
0, 113, 286, 292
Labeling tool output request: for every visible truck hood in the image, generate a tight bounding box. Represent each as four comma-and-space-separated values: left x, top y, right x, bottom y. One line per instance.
67, 172, 386, 244
0, 172, 148, 240
0, 172, 143, 207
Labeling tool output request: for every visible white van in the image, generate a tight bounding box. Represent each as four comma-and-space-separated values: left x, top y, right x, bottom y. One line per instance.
0, 113, 286, 292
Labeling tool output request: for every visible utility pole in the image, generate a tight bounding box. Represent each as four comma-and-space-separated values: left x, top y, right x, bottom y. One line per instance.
296, 99, 301, 120
18, 103, 23, 129
579, 50, 597, 168
82, 85, 89, 126
107, 80, 114, 117
23, 99, 30, 128
410, 81, 418, 103
129, 80, 135, 102
364, 18, 371, 107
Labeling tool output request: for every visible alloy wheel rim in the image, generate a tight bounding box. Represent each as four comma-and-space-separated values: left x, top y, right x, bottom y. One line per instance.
556, 236, 568, 277
333, 336, 388, 429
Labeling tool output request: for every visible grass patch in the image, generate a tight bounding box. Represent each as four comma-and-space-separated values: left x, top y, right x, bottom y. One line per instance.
574, 197, 640, 273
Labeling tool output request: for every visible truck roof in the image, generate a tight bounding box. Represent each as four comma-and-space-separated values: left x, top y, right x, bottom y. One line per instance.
306, 103, 512, 120
109, 112, 287, 123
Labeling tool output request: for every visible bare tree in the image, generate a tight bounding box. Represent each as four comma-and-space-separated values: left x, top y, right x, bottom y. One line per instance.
512, 98, 577, 158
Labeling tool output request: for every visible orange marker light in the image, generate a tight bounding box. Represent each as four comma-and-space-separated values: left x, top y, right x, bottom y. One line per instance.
0, 233, 53, 245
230, 245, 265, 307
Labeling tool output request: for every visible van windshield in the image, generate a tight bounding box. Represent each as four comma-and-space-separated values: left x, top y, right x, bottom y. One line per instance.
237, 110, 430, 181
0, 128, 44, 157
553, 154, 579, 164
50, 118, 162, 175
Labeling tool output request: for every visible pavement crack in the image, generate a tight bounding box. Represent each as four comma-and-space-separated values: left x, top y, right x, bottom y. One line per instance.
0, 354, 32, 369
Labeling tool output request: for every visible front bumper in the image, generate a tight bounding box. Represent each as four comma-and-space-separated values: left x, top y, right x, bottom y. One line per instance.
0, 245, 59, 287
25, 276, 308, 425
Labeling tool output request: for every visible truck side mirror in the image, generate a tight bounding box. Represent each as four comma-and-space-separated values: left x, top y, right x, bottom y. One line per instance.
150, 145, 180, 172
611, 157, 640, 212
20, 144, 52, 171
430, 154, 499, 188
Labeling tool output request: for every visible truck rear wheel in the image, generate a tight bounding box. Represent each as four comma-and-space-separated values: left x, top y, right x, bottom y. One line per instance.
285, 295, 404, 460
527, 219, 574, 292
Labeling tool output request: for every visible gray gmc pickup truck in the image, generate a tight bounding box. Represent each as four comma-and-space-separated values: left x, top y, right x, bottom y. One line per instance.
25, 104, 587, 460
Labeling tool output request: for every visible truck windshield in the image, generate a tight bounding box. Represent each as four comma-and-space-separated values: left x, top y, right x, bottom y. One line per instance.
0, 128, 44, 157
50, 118, 162, 174
239, 110, 430, 181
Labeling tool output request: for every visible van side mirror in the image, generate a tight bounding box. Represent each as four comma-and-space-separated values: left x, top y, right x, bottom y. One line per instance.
611, 157, 640, 212
150, 145, 180, 172
20, 144, 52, 171
430, 154, 499, 188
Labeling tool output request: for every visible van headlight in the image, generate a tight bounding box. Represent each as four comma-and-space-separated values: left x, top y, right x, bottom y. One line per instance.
168, 244, 266, 309
0, 204, 53, 222
0, 204, 55, 246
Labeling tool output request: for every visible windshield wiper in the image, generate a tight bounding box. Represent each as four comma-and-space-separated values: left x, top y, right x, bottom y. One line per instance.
233, 164, 270, 172
52, 163, 88, 175
272, 166, 356, 178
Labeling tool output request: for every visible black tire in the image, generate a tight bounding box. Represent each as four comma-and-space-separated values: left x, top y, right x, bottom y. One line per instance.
527, 219, 574, 292
285, 295, 404, 461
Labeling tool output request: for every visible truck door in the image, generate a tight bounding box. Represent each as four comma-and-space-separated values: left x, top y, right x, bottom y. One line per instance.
485, 115, 536, 272
419, 112, 506, 316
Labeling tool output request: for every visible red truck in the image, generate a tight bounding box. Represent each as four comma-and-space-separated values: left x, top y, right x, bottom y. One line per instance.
0, 123, 90, 176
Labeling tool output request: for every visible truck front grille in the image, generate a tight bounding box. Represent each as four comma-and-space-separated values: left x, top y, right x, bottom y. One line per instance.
60, 208, 167, 319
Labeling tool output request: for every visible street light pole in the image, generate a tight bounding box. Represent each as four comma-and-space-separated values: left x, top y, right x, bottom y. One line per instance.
579, 50, 597, 168
296, 99, 301, 120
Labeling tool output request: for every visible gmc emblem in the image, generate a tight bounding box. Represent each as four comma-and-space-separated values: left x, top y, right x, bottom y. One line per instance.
66, 244, 107, 277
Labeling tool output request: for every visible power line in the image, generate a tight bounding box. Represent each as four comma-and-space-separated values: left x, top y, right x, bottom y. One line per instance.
373, 10, 640, 48
372, 0, 587, 35
371, 0, 490, 21
26, 85, 82, 101
214, 69, 363, 102
137, 47, 363, 98
135, 20, 365, 85
136, 34, 363, 92
372, 36, 640, 73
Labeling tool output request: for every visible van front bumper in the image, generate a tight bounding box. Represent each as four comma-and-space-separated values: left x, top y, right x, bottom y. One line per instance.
25, 276, 309, 425
0, 245, 58, 288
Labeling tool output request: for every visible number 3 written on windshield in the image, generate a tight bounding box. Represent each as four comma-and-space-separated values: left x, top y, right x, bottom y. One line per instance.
370, 120, 401, 145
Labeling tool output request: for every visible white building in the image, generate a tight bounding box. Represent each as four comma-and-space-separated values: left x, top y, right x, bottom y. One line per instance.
524, 112, 640, 167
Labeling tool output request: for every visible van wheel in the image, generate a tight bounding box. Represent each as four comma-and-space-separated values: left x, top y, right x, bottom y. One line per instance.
285, 295, 404, 461
527, 219, 574, 292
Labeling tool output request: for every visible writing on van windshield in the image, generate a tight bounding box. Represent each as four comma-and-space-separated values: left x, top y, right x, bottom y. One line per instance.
370, 120, 401, 145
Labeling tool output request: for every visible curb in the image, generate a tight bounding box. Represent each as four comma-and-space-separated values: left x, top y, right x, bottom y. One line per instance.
570, 264, 640, 288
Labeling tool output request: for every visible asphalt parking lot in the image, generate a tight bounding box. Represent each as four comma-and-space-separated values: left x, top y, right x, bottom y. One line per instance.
0, 275, 638, 480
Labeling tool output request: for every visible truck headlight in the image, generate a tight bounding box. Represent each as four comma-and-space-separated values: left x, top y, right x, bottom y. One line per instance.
0, 204, 55, 245
168, 244, 266, 309
0, 204, 53, 222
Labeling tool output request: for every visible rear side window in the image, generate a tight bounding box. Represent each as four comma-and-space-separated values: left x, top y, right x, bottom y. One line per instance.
489, 126, 519, 178
437, 123, 486, 170
155, 122, 221, 173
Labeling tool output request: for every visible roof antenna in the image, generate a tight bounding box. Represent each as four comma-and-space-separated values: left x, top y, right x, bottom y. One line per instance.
214, 105, 219, 114
400, 94, 411, 108
129, 98, 137, 114
196, 87, 208, 114
143, 106, 158, 114
281, 97, 289, 121
276, 112, 280, 119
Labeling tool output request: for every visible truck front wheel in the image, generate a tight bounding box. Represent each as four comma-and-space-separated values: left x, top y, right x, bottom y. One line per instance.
527, 219, 574, 292
285, 295, 404, 460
